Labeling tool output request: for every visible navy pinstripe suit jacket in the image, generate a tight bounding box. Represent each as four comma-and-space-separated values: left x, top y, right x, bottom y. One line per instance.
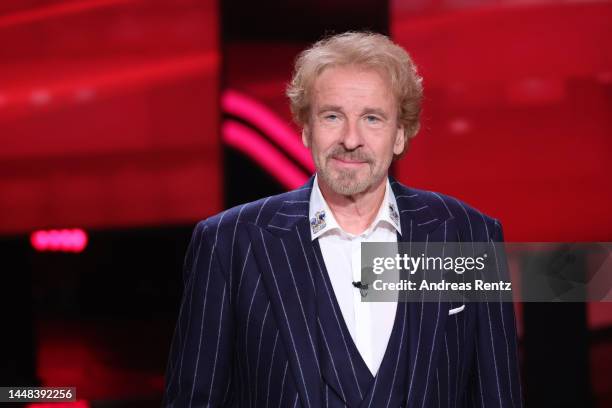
162, 176, 523, 408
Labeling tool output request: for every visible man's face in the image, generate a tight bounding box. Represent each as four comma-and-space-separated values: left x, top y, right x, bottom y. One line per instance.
303, 65, 405, 196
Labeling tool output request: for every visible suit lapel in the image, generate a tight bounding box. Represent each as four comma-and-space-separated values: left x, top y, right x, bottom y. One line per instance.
246, 183, 322, 408
390, 178, 453, 408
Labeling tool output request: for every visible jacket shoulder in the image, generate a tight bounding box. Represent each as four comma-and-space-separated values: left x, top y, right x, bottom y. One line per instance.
397, 183, 501, 241
204, 188, 307, 228
192, 187, 310, 247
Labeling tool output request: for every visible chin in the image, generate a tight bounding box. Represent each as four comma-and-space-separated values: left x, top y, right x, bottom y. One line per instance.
330, 178, 372, 196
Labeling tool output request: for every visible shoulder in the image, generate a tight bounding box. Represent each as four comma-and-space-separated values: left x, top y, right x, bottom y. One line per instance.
393, 181, 502, 241
193, 186, 311, 243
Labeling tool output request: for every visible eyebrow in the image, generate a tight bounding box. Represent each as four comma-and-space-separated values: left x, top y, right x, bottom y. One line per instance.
317, 105, 389, 120
317, 105, 343, 114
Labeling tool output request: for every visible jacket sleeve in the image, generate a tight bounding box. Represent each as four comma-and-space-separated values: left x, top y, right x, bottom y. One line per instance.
162, 220, 235, 407
468, 220, 523, 408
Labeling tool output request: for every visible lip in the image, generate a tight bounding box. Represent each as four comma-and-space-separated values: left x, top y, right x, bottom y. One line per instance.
332, 157, 367, 167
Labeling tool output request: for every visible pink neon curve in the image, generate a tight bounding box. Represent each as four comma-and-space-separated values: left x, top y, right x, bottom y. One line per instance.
223, 120, 309, 190
222, 89, 314, 172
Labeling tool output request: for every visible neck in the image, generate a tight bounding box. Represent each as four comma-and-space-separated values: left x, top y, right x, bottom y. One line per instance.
318, 175, 387, 235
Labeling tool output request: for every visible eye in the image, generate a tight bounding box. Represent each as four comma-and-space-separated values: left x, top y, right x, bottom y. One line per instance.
365, 115, 381, 124
324, 113, 339, 122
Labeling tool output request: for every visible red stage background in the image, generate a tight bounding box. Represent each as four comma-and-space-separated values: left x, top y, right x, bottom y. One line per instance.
0, 0, 610, 406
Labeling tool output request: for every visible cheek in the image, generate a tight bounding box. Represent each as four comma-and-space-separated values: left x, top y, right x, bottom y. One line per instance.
369, 136, 397, 161
310, 128, 341, 152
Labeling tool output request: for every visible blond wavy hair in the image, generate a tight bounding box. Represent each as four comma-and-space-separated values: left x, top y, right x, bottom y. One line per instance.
286, 31, 423, 158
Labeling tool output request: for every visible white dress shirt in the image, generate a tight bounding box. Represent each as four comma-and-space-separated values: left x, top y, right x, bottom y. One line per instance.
309, 175, 401, 376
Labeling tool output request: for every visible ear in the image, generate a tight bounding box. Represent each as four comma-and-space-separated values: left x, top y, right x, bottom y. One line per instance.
393, 125, 406, 156
302, 125, 310, 148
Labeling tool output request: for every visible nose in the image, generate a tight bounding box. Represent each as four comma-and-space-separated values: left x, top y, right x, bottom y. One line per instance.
340, 118, 364, 151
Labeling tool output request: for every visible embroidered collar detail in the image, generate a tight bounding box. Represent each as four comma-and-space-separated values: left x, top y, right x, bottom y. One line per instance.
308, 174, 402, 240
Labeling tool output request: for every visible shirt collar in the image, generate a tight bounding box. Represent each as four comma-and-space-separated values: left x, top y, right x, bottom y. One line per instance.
308, 174, 401, 240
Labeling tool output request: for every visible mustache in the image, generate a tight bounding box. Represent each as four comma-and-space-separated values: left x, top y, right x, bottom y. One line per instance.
327, 147, 372, 163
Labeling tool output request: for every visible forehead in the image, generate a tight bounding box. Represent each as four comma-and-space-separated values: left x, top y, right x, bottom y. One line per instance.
312, 65, 396, 110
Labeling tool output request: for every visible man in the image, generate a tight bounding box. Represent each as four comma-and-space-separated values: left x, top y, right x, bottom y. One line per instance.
163, 32, 522, 407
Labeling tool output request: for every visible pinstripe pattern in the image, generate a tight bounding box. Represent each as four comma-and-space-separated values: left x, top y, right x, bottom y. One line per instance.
162, 176, 522, 407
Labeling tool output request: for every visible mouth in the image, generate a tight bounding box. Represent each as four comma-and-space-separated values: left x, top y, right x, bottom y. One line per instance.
331, 156, 368, 168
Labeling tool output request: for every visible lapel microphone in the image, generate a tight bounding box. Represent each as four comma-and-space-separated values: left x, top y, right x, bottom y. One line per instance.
352, 281, 368, 290
352, 281, 369, 298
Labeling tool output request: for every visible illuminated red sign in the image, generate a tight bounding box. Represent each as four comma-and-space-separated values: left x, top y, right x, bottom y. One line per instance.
30, 229, 88, 253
